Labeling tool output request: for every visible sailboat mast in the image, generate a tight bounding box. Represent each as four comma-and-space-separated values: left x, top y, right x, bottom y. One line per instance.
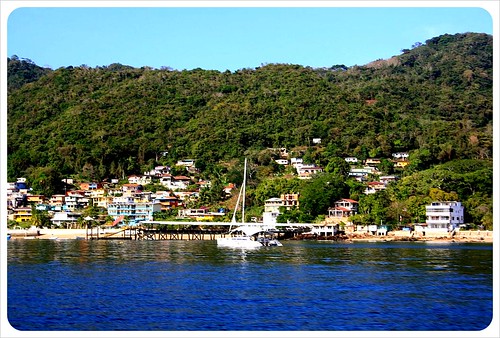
242, 158, 247, 224
230, 180, 243, 228
230, 158, 247, 231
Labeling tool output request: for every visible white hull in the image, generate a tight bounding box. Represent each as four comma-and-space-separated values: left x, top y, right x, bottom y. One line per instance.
217, 236, 263, 248
217, 229, 283, 248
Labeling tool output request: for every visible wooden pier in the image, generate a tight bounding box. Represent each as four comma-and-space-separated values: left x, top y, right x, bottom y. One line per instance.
136, 228, 227, 241
85, 220, 311, 241
86, 226, 229, 241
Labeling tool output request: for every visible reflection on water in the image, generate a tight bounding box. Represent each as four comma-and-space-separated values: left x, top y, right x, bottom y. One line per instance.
7, 239, 493, 331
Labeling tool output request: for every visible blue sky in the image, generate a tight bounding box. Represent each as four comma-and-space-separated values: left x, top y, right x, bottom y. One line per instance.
5, 5, 495, 71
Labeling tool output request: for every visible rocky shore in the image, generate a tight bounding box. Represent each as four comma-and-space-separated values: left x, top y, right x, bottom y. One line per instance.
293, 230, 494, 243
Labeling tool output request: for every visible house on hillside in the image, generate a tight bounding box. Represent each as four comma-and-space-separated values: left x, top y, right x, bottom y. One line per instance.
281, 193, 299, 210
64, 191, 89, 210
128, 175, 152, 185
290, 158, 303, 167
176, 159, 196, 168
196, 180, 211, 189
297, 165, 323, 179
9, 207, 32, 223
159, 174, 192, 190
274, 159, 289, 166
393, 160, 410, 169
153, 191, 180, 211
154, 195, 180, 211
345, 157, 358, 164
223, 183, 236, 197
144, 166, 170, 178
364, 158, 381, 167
379, 175, 398, 185
348, 167, 378, 181
326, 198, 359, 231
79, 182, 103, 190
88, 189, 111, 209
122, 184, 142, 194
26, 194, 46, 205
364, 181, 386, 195
392, 152, 409, 160
48, 194, 66, 211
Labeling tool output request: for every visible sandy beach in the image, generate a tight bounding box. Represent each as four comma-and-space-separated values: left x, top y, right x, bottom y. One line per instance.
36, 228, 88, 239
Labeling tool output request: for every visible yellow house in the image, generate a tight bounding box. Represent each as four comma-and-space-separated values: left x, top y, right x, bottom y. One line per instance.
88, 189, 111, 209
26, 194, 45, 204
394, 160, 410, 169
13, 207, 32, 222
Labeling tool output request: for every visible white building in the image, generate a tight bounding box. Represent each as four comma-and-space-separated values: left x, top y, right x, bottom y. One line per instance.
51, 211, 82, 227
296, 165, 323, 179
425, 201, 464, 232
290, 158, 303, 166
262, 197, 283, 225
64, 192, 89, 210
310, 223, 339, 237
128, 175, 152, 185
176, 159, 196, 168
274, 159, 289, 166
392, 152, 409, 160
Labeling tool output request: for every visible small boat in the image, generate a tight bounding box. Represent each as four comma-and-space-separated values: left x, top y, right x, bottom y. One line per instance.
217, 158, 283, 248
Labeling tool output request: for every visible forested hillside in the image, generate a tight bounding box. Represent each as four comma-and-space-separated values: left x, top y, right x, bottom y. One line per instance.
7, 32, 493, 228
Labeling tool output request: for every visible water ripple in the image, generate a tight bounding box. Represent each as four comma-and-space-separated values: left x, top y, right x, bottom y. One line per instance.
7, 239, 493, 331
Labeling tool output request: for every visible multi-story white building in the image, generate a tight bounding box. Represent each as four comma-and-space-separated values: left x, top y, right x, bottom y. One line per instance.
64, 191, 89, 211
425, 201, 464, 232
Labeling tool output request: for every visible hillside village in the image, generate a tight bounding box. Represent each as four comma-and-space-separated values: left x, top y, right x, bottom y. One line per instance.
7, 148, 469, 237
7, 34, 493, 237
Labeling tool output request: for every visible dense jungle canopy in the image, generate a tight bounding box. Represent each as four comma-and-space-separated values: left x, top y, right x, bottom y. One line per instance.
6, 32, 494, 228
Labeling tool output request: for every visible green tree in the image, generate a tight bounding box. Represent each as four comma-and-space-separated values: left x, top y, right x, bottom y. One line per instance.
27, 166, 63, 197
356, 191, 390, 225
30, 206, 52, 228
324, 157, 350, 178
299, 173, 347, 218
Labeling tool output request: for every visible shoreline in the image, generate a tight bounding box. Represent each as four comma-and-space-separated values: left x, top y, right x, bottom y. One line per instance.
7, 228, 494, 243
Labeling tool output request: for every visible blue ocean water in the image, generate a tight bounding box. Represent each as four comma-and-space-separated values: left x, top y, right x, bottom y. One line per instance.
6, 239, 493, 331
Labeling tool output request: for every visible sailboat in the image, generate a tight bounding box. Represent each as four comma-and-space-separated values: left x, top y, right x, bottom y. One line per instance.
217, 158, 283, 248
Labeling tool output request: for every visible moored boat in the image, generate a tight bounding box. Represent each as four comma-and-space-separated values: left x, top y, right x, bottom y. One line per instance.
217, 225, 282, 248
217, 158, 283, 248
